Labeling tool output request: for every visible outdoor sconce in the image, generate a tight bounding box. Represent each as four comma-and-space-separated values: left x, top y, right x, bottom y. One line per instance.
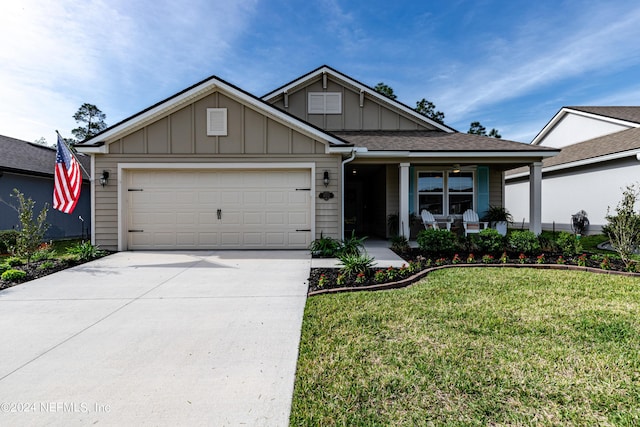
452, 164, 461, 173
323, 170, 330, 187
99, 170, 110, 187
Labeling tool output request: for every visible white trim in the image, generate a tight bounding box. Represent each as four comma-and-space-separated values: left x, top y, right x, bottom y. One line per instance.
116, 162, 315, 251
531, 107, 640, 146
90, 154, 96, 245
262, 66, 455, 133
506, 148, 640, 180
327, 148, 559, 159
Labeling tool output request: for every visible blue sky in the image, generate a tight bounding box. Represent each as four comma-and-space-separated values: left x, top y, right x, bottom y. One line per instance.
2, 0, 640, 144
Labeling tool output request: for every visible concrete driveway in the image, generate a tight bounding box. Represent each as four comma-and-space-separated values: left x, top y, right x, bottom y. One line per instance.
0, 251, 310, 426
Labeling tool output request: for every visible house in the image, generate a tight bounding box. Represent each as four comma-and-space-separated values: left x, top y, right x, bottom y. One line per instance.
0, 134, 91, 239
505, 107, 640, 233
76, 66, 558, 251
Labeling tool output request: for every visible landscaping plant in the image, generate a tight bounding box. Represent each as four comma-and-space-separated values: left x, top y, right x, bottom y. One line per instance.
472, 227, 505, 254
337, 252, 375, 277
309, 234, 341, 257
507, 230, 540, 254
339, 231, 366, 256
603, 184, 640, 270
555, 231, 582, 256
10, 189, 50, 264
416, 228, 457, 256
66, 241, 104, 261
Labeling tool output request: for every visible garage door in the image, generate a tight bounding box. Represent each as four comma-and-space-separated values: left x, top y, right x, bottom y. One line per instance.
127, 169, 312, 250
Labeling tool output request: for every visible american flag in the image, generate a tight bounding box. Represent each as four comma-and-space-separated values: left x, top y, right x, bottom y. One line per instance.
53, 134, 82, 214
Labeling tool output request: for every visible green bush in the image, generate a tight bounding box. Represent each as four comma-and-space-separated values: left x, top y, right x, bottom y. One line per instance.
66, 241, 104, 261
1, 269, 26, 282
0, 230, 18, 254
389, 235, 410, 253
32, 245, 55, 262
309, 235, 341, 257
473, 228, 505, 254
37, 261, 56, 271
555, 232, 582, 256
5, 256, 23, 267
508, 230, 540, 254
339, 231, 366, 256
337, 252, 375, 277
416, 229, 457, 256
0, 264, 9, 275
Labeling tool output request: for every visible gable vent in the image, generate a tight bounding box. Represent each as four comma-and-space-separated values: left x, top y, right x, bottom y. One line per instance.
207, 108, 227, 136
308, 92, 342, 114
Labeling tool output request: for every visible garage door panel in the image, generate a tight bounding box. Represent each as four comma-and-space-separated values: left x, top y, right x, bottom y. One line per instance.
128, 169, 311, 250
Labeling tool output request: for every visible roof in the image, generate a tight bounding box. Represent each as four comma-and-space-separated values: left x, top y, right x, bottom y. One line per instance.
566, 106, 640, 124
508, 126, 640, 176
332, 131, 560, 153
78, 73, 350, 151
0, 134, 90, 179
262, 65, 457, 133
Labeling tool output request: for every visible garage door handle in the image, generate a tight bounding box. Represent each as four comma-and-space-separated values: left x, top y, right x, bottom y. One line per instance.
296, 229, 311, 232
129, 229, 144, 233
217, 209, 222, 220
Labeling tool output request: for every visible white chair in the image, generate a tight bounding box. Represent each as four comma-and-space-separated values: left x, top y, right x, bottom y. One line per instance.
421, 209, 438, 229
421, 210, 452, 231
462, 209, 488, 236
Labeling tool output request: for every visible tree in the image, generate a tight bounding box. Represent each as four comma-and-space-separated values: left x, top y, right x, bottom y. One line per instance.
33, 137, 50, 146
10, 189, 50, 265
373, 82, 397, 100
468, 121, 502, 138
415, 98, 445, 124
71, 103, 107, 142
602, 184, 640, 270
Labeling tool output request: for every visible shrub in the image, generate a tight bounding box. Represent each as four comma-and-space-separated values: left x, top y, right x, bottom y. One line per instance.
309, 234, 341, 257
602, 185, 640, 270
337, 252, 375, 277
389, 235, 410, 253
5, 256, 22, 267
555, 232, 582, 256
508, 230, 540, 254
0, 230, 18, 254
10, 189, 50, 264
66, 241, 104, 261
0, 264, 9, 275
416, 229, 457, 256
473, 228, 505, 254
1, 269, 26, 282
37, 261, 56, 270
339, 231, 366, 256
32, 243, 55, 262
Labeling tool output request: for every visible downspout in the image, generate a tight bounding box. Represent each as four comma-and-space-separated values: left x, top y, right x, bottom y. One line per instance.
341, 150, 357, 239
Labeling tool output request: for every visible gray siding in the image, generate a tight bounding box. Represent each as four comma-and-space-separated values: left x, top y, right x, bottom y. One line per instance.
270, 76, 436, 131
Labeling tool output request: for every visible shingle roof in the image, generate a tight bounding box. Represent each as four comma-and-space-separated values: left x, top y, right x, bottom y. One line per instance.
0, 134, 90, 179
567, 106, 640, 124
508, 126, 640, 175
331, 131, 559, 152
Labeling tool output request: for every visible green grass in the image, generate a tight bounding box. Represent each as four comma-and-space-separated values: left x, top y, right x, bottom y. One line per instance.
291, 268, 640, 426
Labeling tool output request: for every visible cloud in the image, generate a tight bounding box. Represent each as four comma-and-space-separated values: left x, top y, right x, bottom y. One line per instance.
428, 4, 640, 122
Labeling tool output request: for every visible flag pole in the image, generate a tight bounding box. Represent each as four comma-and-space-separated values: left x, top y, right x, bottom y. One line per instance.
56, 130, 91, 180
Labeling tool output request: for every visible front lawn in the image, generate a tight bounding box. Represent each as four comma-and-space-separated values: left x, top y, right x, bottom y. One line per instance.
292, 268, 640, 426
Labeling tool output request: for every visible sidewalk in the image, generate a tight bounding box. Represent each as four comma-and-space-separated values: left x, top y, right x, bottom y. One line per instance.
311, 239, 408, 268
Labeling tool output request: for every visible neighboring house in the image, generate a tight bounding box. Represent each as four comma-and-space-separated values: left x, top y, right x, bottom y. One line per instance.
0, 134, 91, 239
76, 65, 557, 251
505, 107, 640, 234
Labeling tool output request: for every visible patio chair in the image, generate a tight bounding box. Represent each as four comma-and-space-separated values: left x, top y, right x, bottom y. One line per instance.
462, 209, 488, 236
421, 210, 439, 229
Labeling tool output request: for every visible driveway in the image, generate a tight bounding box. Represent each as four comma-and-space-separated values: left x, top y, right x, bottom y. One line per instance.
0, 251, 310, 426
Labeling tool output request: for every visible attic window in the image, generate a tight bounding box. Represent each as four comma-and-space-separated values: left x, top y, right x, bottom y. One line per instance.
207, 108, 227, 136
308, 92, 342, 114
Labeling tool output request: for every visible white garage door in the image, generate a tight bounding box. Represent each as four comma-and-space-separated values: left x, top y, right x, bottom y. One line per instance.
127, 169, 312, 250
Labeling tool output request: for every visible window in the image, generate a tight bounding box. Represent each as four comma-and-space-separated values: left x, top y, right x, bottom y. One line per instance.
308, 92, 342, 114
418, 171, 474, 215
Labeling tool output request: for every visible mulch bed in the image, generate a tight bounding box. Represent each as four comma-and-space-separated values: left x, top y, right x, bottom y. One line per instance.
0, 254, 111, 291
308, 249, 638, 296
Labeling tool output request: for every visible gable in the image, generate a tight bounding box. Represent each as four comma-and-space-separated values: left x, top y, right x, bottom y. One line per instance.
105, 91, 327, 155
263, 66, 451, 132
533, 107, 640, 148
77, 75, 346, 156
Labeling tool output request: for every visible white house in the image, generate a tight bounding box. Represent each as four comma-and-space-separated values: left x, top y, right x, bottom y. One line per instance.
506, 107, 640, 233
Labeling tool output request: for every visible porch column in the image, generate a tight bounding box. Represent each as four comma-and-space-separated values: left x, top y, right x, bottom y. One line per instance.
399, 163, 410, 238
529, 162, 542, 235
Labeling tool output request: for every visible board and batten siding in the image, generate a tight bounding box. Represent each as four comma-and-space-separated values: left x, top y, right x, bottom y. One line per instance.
270, 77, 436, 132
92, 89, 342, 251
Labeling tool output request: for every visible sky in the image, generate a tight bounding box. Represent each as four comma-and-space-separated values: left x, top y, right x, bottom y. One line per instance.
1, 0, 640, 145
